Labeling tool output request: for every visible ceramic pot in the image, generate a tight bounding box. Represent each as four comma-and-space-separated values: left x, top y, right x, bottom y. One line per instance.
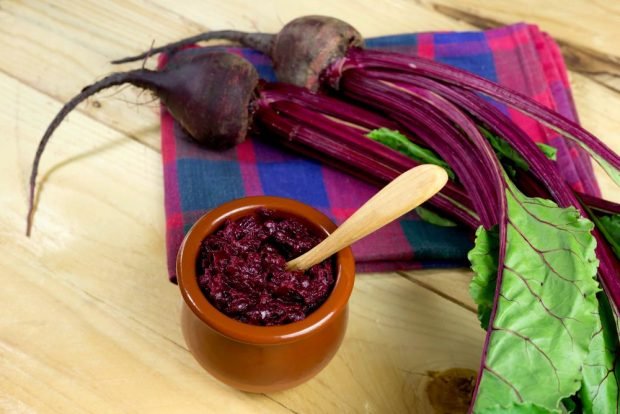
176, 196, 355, 393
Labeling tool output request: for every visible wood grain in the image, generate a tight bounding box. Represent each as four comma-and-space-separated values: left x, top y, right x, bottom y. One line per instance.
421, 0, 620, 92
1, 1, 618, 413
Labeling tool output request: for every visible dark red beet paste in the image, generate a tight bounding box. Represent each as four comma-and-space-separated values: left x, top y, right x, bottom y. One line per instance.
197, 209, 335, 326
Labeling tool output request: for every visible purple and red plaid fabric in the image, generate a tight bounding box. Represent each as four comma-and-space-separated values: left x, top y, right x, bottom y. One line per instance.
161, 23, 599, 283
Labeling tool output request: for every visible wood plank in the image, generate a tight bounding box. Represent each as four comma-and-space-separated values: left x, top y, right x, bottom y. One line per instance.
423, 0, 620, 56
0, 69, 287, 413
0, 0, 208, 150
423, 0, 620, 91
4, 0, 618, 195
145, 0, 473, 36
400, 269, 477, 314
275, 273, 484, 413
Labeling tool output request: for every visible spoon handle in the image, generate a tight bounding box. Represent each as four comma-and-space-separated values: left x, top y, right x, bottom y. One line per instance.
286, 164, 449, 271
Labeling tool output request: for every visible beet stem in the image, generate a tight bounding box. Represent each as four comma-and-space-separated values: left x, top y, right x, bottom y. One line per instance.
257, 87, 479, 223
111, 31, 274, 64
576, 191, 620, 215
26, 70, 160, 236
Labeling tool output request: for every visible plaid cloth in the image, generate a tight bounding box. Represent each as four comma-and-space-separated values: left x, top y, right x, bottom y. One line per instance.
161, 23, 599, 283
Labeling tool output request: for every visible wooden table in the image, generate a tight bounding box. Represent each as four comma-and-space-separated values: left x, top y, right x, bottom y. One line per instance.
2, 1, 619, 413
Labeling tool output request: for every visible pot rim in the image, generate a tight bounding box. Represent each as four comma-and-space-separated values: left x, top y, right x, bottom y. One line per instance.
177, 196, 355, 345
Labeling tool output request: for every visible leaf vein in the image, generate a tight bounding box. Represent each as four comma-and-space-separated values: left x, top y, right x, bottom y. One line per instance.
504, 265, 578, 347
483, 364, 524, 403
507, 219, 587, 298
492, 327, 561, 392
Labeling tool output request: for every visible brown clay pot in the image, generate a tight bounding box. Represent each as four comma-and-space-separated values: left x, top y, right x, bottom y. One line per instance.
176, 196, 355, 393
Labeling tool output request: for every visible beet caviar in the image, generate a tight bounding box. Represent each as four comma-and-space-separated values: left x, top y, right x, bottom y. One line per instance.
196, 209, 335, 326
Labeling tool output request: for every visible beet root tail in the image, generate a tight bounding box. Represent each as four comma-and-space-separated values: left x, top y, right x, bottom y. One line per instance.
26, 70, 160, 236
27, 50, 260, 236
111, 31, 275, 64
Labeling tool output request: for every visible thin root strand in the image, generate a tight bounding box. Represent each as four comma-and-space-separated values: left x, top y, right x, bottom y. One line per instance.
111, 30, 275, 64
26, 70, 158, 236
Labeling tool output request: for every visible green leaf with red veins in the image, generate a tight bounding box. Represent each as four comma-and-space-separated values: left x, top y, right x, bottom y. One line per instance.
471, 181, 600, 412
415, 206, 458, 227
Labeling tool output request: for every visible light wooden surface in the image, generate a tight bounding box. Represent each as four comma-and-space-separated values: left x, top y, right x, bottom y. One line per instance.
1, 1, 619, 413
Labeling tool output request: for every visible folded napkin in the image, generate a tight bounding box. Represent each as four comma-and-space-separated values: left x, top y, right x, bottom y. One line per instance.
161, 23, 599, 283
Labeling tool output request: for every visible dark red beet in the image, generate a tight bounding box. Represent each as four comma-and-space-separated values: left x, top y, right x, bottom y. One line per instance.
160, 49, 259, 149
27, 50, 259, 235
271, 16, 363, 91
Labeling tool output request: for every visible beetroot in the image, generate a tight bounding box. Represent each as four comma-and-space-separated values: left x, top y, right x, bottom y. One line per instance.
27, 50, 258, 235
270, 16, 363, 91
155, 49, 258, 148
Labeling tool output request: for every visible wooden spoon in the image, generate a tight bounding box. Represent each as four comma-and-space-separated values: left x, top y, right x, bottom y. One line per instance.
286, 164, 449, 271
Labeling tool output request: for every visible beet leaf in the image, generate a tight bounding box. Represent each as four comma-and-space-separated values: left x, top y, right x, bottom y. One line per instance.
415, 206, 458, 228
480, 127, 557, 171
480, 128, 529, 172
469, 181, 600, 411
468, 226, 499, 329
537, 143, 558, 161
366, 128, 454, 179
